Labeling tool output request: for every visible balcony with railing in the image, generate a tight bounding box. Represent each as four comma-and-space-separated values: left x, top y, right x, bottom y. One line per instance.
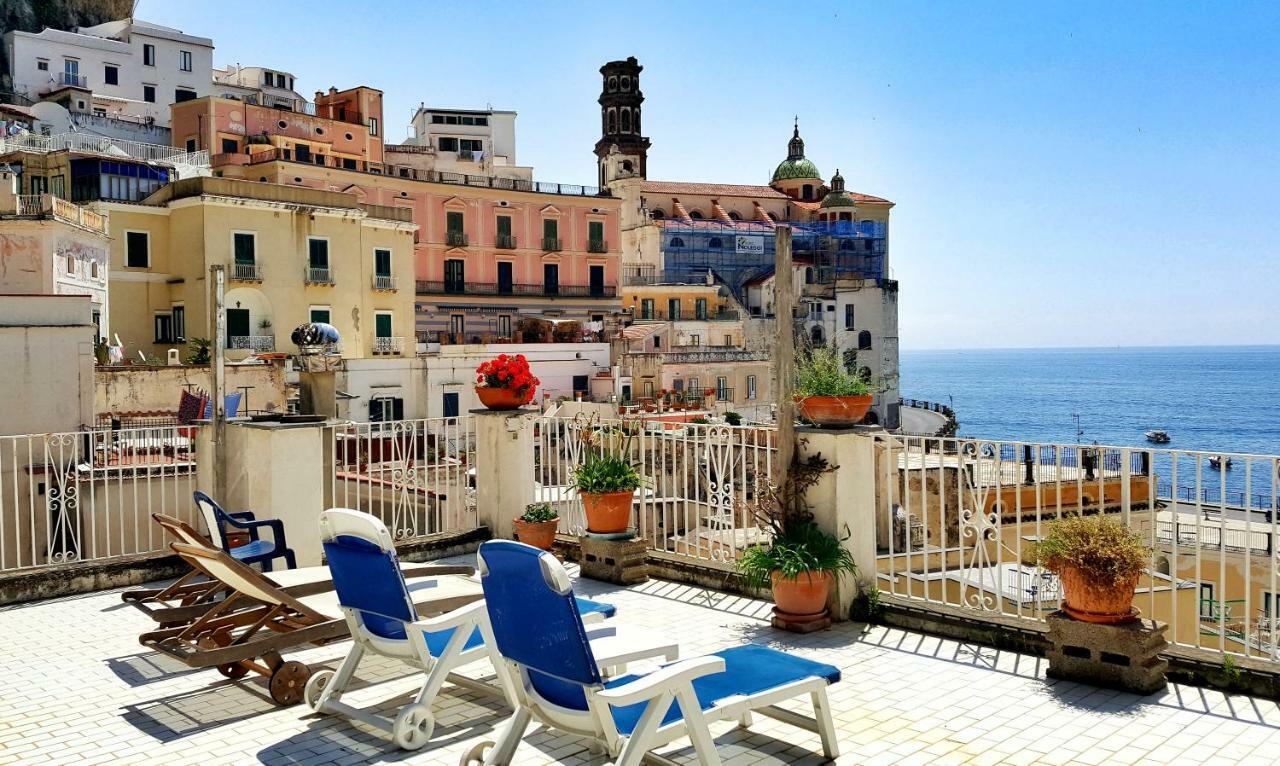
541, 237, 563, 252
0, 132, 207, 168
662, 349, 770, 364
231, 262, 262, 281
631, 308, 741, 322
228, 335, 276, 352
2, 194, 107, 234
587, 239, 608, 253
371, 336, 404, 355
44, 72, 87, 91
496, 234, 517, 249
372, 274, 397, 291
446, 231, 468, 248
229, 146, 611, 198
415, 281, 616, 298
305, 266, 334, 285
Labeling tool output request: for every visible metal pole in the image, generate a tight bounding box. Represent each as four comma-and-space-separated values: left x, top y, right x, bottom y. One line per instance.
774, 226, 796, 497
210, 265, 227, 502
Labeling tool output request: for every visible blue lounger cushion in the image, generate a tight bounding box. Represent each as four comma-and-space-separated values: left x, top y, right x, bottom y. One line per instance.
418, 597, 615, 659
608, 645, 840, 736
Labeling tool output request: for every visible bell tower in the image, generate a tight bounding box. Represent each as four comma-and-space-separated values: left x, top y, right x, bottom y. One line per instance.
594, 57, 651, 188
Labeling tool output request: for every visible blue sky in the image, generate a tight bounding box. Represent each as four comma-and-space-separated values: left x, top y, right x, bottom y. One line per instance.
143, 1, 1279, 350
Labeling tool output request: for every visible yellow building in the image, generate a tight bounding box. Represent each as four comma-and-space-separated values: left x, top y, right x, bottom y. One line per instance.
98, 177, 416, 360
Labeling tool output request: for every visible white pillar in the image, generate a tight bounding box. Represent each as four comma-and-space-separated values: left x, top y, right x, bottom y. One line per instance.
198, 420, 331, 566
798, 425, 882, 620
474, 408, 538, 541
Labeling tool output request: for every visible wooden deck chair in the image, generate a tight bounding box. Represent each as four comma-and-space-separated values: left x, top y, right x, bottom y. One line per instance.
139, 540, 482, 705
305, 509, 678, 751
462, 540, 841, 766
123, 513, 473, 627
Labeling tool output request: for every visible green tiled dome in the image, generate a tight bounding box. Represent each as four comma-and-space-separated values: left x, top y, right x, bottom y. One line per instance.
819, 190, 855, 208
771, 158, 822, 183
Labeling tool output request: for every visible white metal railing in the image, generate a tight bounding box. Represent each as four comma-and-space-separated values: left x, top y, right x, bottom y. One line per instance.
231, 262, 261, 281
876, 434, 1280, 663
327, 417, 477, 540
227, 335, 275, 352
306, 266, 334, 284
372, 336, 404, 355
372, 274, 397, 290
15, 194, 45, 215
537, 416, 777, 570
0, 132, 209, 167
0, 426, 200, 573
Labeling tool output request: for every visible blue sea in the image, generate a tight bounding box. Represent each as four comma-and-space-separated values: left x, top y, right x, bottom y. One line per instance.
902, 346, 1280, 505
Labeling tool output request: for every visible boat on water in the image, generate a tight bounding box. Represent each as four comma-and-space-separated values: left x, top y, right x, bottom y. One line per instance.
1145, 430, 1171, 444
1209, 455, 1233, 470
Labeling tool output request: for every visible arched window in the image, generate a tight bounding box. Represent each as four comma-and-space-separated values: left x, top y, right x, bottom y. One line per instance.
651, 209, 665, 219
633, 107, 640, 132
606, 108, 617, 134
858, 330, 872, 350
608, 76, 618, 92
859, 366, 872, 382
620, 75, 631, 91
802, 184, 814, 200
810, 325, 825, 346
622, 160, 633, 172
728, 211, 741, 220
669, 236, 685, 248
708, 237, 723, 249
839, 212, 852, 222
620, 108, 631, 133
863, 411, 879, 425
689, 210, 703, 219
804, 267, 814, 284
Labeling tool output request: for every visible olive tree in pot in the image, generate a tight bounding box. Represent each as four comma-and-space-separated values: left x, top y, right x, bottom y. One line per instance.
513, 502, 559, 551
737, 453, 857, 619
1037, 514, 1149, 624
794, 342, 872, 427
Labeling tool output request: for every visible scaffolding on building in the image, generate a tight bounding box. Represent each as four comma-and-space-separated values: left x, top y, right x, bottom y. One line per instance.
651, 220, 888, 301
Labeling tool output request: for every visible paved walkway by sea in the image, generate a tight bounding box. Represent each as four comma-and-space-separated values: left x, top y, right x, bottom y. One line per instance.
4, 558, 1280, 765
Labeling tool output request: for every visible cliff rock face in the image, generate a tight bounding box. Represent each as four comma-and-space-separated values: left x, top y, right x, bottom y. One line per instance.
1, 0, 135, 86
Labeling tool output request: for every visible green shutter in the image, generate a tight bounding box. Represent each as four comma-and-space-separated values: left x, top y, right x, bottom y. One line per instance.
375, 313, 393, 338
496, 216, 511, 237
447, 211, 463, 233
543, 218, 557, 239
589, 221, 603, 241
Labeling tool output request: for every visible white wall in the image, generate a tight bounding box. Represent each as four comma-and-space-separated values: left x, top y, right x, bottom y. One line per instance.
420, 343, 611, 420
0, 295, 95, 435
6, 20, 213, 127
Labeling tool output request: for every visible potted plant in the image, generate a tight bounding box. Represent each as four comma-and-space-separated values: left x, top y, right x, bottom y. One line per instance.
794, 343, 872, 426
572, 440, 644, 535
513, 502, 559, 551
738, 454, 856, 620
1036, 514, 1148, 624
475, 353, 540, 410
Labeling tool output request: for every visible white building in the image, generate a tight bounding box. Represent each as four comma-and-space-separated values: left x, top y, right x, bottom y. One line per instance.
4, 19, 213, 127
329, 343, 612, 422
386, 105, 533, 182
211, 65, 305, 112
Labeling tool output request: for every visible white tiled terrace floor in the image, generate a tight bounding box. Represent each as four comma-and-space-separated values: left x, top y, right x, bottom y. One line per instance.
4, 560, 1280, 766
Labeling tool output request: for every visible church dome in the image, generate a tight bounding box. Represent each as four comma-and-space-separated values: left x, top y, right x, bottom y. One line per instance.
770, 119, 822, 183
819, 169, 855, 208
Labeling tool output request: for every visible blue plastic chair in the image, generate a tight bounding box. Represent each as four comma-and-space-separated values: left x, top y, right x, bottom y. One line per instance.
192, 490, 296, 571
466, 540, 842, 766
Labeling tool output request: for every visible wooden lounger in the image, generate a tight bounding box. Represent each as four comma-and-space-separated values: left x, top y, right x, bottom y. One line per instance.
139, 540, 482, 704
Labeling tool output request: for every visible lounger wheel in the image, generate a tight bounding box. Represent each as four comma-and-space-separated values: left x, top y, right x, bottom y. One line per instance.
303, 669, 334, 711
392, 703, 435, 750
216, 662, 249, 680
458, 740, 493, 765
268, 660, 312, 706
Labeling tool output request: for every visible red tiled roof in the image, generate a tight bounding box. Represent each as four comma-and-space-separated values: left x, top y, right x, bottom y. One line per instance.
640, 180, 892, 205
641, 181, 788, 199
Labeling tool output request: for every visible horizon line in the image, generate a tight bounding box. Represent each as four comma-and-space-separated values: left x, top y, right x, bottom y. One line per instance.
903, 343, 1280, 353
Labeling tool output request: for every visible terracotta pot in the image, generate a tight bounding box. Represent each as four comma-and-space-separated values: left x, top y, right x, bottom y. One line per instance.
476, 386, 527, 411
513, 517, 559, 551
796, 394, 873, 427
1059, 565, 1140, 624
580, 490, 633, 534
771, 571, 832, 616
